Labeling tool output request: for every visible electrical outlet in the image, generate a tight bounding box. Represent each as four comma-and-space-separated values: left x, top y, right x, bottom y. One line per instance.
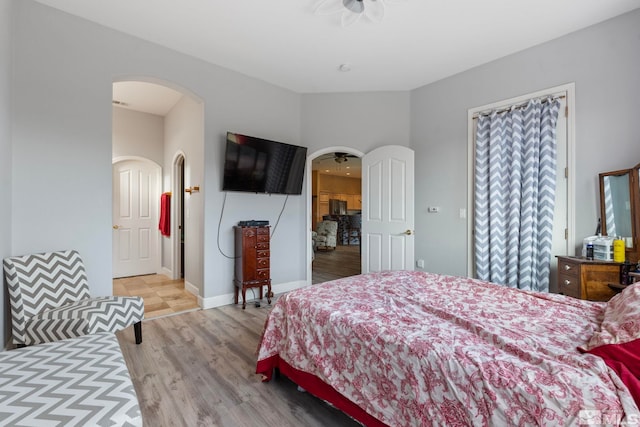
427, 206, 440, 213
416, 259, 425, 268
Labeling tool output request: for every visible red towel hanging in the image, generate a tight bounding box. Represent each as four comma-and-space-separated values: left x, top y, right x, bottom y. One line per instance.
159, 193, 171, 236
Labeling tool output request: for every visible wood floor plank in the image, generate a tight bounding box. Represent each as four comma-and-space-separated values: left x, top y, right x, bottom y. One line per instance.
117, 301, 361, 427
116, 243, 363, 426
312, 245, 361, 284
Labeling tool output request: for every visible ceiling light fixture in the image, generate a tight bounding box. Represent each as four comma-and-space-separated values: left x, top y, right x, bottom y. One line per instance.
315, 0, 404, 26
343, 0, 364, 14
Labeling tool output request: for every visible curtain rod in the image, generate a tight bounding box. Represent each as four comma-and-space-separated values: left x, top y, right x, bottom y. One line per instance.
472, 94, 566, 120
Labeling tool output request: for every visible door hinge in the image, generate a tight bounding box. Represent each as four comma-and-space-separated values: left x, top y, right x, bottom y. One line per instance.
565, 167, 568, 178
565, 228, 568, 240
565, 106, 568, 117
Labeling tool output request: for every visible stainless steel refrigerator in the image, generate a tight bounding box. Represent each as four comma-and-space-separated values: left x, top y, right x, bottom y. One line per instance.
329, 199, 347, 215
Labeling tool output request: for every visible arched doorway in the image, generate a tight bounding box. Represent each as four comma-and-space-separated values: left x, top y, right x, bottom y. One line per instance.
111, 79, 203, 318
172, 152, 186, 280
307, 147, 364, 285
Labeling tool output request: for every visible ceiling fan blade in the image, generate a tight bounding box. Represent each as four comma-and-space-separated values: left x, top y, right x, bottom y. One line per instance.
341, 9, 363, 26
314, 0, 345, 15
365, 0, 385, 23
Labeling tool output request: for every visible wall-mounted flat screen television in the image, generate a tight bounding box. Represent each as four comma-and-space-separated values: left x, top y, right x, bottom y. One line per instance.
222, 132, 308, 195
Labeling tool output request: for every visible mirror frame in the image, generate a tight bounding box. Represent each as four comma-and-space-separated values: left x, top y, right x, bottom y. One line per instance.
599, 164, 640, 262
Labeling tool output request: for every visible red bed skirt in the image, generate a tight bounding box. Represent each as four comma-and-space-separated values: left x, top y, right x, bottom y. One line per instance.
256, 355, 388, 427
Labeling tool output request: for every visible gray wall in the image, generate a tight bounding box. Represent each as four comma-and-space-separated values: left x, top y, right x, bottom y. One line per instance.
3, 0, 639, 344
10, 0, 303, 312
302, 92, 411, 154
0, 0, 12, 346
411, 9, 640, 275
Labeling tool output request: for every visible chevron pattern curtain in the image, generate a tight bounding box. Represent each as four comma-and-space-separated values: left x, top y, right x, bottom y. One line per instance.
474, 98, 561, 292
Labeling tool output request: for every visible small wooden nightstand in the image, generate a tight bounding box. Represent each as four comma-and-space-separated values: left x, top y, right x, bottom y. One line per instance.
556, 256, 621, 301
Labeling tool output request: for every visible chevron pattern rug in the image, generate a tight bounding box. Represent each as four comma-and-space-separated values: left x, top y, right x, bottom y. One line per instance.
4, 250, 144, 345
0, 332, 142, 426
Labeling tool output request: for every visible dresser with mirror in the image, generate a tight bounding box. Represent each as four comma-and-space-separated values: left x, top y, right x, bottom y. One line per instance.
599, 161, 639, 264
556, 161, 639, 301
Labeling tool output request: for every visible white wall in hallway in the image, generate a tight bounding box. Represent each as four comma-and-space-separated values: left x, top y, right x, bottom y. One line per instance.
164, 96, 204, 294
112, 106, 164, 167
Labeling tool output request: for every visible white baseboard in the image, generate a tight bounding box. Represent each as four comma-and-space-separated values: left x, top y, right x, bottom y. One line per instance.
160, 267, 172, 277
199, 279, 309, 310
200, 293, 234, 310
272, 280, 309, 295
184, 280, 199, 297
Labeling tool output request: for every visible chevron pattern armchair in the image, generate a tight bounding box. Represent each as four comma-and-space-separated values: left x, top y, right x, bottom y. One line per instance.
3, 250, 144, 346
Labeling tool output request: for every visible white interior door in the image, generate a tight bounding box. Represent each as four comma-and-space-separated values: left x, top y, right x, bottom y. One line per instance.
362, 145, 415, 273
113, 158, 160, 278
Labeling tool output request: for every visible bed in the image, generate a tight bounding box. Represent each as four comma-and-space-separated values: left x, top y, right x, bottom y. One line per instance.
256, 270, 640, 426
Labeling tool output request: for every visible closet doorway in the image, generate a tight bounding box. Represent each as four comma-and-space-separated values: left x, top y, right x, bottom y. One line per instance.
467, 83, 575, 294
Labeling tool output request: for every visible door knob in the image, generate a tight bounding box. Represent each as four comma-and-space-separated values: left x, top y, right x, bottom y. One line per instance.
113, 225, 119, 230
404, 229, 413, 235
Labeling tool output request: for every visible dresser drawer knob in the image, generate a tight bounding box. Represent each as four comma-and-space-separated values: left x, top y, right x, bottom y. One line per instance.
564, 279, 571, 285
564, 264, 571, 271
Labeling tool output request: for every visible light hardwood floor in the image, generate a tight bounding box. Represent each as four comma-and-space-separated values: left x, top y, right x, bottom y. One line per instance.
117, 300, 360, 426
312, 244, 361, 284
113, 274, 200, 319
115, 247, 363, 425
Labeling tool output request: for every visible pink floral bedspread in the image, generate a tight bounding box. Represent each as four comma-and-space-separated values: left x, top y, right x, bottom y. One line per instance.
257, 270, 640, 426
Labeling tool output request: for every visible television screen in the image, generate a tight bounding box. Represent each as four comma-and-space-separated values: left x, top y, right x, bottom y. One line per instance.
222, 132, 308, 195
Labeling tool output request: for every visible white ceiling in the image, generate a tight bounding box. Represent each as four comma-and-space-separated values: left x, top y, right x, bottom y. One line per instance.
112, 81, 183, 116
34, 0, 639, 94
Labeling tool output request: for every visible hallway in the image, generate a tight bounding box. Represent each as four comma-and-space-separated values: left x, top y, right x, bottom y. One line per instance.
113, 274, 199, 319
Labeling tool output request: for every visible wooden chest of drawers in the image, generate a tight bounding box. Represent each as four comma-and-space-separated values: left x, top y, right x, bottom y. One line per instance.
234, 225, 271, 309
556, 256, 621, 301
